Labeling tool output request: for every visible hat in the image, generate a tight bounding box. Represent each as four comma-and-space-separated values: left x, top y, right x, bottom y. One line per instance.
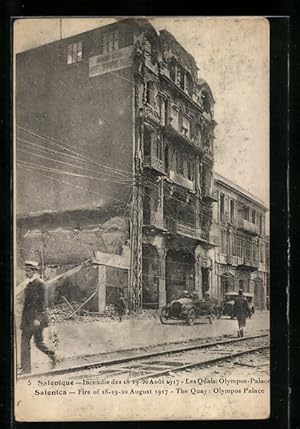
24, 260, 39, 270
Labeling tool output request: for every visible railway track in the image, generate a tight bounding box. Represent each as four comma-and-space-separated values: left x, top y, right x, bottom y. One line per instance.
19, 334, 269, 381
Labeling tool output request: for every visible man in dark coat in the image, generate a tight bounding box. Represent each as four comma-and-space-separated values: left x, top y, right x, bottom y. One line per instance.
233, 289, 250, 338
20, 261, 56, 374
115, 289, 127, 322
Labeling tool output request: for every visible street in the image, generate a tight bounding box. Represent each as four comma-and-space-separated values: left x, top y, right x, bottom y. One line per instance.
16, 310, 269, 374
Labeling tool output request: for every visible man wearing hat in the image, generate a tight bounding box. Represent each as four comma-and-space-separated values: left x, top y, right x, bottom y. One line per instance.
233, 288, 250, 338
20, 261, 56, 374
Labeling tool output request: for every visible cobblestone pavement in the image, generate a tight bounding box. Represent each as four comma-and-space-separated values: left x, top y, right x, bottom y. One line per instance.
16, 310, 269, 374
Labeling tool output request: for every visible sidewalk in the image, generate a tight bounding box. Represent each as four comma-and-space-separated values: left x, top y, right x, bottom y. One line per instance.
16, 311, 269, 374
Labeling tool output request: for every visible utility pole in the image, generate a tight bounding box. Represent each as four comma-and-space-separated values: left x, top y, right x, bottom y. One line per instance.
129, 106, 144, 313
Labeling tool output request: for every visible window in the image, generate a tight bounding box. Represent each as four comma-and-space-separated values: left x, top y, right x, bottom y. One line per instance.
178, 109, 183, 129
238, 237, 242, 258
143, 36, 157, 64
176, 151, 184, 175
182, 116, 191, 136
221, 230, 227, 254
143, 38, 152, 58
196, 124, 202, 145
156, 137, 163, 161
146, 82, 155, 106
187, 159, 194, 181
177, 200, 195, 226
260, 243, 264, 263
244, 206, 250, 221
177, 65, 185, 90
190, 119, 196, 140
170, 61, 176, 81
230, 199, 235, 223
233, 234, 241, 257
227, 231, 231, 255
164, 143, 169, 171
67, 41, 83, 64
144, 128, 151, 157
220, 193, 225, 223
252, 241, 259, 261
239, 278, 249, 292
186, 73, 193, 96
159, 97, 166, 125
259, 214, 263, 235
245, 239, 251, 259
252, 209, 256, 224
201, 90, 211, 114
103, 31, 119, 53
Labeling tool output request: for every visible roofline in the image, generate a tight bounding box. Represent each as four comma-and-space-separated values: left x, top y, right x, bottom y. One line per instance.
214, 172, 268, 211
16, 18, 155, 55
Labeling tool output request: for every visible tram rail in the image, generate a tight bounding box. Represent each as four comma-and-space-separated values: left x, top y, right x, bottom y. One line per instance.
18, 333, 269, 380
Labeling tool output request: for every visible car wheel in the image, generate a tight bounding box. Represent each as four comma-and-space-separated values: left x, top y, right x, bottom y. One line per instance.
186, 308, 196, 326
160, 307, 168, 324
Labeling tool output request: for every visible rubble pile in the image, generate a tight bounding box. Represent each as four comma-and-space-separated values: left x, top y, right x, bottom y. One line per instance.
47, 302, 82, 323
47, 302, 160, 323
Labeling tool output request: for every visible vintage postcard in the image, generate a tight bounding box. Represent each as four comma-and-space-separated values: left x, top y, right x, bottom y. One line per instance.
14, 16, 270, 421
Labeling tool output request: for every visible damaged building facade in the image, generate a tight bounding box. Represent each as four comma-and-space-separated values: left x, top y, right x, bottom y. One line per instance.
209, 174, 269, 309
16, 18, 218, 311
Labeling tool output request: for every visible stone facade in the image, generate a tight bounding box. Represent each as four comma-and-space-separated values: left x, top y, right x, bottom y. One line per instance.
209, 174, 269, 309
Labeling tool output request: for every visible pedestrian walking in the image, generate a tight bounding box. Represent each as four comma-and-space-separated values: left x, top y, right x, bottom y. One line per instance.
115, 289, 127, 322
233, 288, 250, 338
19, 261, 57, 374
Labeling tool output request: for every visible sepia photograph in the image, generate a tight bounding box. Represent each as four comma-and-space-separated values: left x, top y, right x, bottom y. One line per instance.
14, 16, 270, 421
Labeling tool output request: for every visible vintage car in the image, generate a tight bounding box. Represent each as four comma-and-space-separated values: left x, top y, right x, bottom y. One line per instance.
159, 292, 219, 326
220, 291, 255, 319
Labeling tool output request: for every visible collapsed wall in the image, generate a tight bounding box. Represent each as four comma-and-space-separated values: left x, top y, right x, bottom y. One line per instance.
16, 212, 130, 312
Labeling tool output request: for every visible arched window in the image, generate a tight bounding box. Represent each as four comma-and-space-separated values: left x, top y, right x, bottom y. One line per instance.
177, 65, 185, 90
143, 36, 157, 65
201, 90, 211, 114
169, 60, 176, 81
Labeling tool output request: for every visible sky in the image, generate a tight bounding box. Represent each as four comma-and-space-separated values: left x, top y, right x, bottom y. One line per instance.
14, 17, 269, 208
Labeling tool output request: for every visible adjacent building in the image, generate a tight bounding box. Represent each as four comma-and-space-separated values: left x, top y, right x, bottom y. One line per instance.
209, 174, 269, 309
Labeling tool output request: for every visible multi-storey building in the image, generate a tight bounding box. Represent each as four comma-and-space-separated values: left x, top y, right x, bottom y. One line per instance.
209, 174, 269, 309
15, 18, 218, 311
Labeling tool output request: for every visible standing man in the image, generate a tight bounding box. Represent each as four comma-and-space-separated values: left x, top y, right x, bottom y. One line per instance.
115, 289, 127, 322
233, 288, 250, 338
20, 261, 56, 374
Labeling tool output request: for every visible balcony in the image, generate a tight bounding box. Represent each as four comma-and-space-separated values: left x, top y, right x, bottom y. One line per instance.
202, 189, 218, 203
144, 155, 166, 175
237, 218, 259, 236
169, 170, 195, 191
143, 210, 165, 233
236, 256, 244, 266
163, 217, 209, 242
239, 257, 260, 271
176, 221, 202, 240
144, 104, 161, 126
162, 122, 204, 153
225, 255, 239, 266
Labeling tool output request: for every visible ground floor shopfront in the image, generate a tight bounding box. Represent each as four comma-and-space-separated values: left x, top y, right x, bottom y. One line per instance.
210, 261, 268, 309
142, 233, 213, 308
